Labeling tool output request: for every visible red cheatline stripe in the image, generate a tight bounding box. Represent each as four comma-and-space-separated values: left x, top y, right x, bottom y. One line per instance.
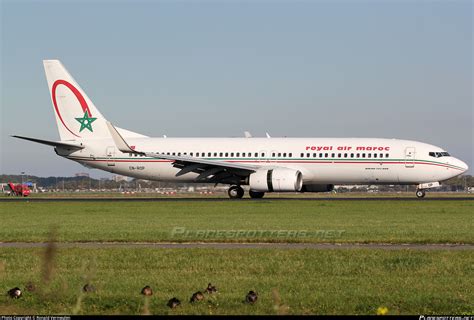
68, 157, 464, 171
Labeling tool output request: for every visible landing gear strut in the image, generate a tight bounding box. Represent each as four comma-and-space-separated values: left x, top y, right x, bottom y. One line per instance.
249, 190, 265, 199
416, 189, 426, 198
228, 185, 244, 199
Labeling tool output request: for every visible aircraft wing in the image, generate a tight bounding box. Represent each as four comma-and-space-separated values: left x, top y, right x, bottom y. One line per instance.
106, 122, 258, 184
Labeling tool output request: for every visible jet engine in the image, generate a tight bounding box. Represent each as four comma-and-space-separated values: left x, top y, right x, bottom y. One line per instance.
249, 168, 303, 192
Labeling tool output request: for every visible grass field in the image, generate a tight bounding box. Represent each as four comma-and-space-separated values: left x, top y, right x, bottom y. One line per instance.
1, 247, 472, 315
0, 200, 472, 243
1, 199, 472, 315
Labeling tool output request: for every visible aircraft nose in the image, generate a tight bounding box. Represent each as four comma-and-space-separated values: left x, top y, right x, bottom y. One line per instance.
455, 158, 469, 172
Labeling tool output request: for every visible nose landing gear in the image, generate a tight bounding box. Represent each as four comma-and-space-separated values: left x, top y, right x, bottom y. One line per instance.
416, 189, 426, 198
228, 185, 244, 199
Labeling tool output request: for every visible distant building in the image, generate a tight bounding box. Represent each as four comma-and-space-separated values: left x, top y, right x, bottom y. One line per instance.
75, 172, 90, 177
112, 175, 128, 182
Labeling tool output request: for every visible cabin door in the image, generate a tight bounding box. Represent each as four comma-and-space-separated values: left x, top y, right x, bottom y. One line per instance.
404, 147, 415, 168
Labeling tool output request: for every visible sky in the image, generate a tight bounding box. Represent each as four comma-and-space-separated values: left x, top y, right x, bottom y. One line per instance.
1, 0, 472, 178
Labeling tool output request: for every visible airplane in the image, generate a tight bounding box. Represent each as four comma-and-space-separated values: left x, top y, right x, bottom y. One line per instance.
12, 60, 469, 199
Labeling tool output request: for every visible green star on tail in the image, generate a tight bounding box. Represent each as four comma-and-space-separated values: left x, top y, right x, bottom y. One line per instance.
75, 111, 97, 132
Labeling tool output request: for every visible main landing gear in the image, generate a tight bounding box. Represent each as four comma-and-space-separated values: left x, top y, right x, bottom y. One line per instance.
249, 190, 265, 199
416, 189, 426, 198
228, 185, 244, 199
227, 186, 266, 199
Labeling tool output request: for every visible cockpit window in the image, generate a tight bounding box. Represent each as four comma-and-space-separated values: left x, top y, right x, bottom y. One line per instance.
429, 151, 450, 158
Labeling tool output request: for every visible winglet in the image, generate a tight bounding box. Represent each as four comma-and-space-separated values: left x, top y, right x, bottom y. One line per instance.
106, 121, 142, 154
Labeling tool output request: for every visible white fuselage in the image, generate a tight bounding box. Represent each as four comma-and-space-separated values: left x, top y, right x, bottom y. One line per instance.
60, 137, 468, 186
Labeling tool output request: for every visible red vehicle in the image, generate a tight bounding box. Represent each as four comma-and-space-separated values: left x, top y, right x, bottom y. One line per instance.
7, 182, 31, 197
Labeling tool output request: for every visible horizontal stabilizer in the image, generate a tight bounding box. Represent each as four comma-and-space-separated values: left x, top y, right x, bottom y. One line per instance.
12, 135, 84, 149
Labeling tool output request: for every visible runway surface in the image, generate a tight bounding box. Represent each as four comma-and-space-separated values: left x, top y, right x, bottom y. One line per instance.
0, 196, 473, 202
0, 242, 472, 250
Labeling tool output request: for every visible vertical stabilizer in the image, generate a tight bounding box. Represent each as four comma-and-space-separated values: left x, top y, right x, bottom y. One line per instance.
43, 60, 110, 141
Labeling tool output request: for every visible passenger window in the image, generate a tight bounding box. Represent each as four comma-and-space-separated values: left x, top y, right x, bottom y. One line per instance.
331, 153, 335, 158
374, 153, 377, 158
300, 153, 304, 157
236, 152, 240, 157
230, 153, 234, 157
356, 153, 360, 158
219, 152, 223, 157
380, 153, 383, 158
272, 153, 276, 157
225, 152, 228, 157
248, 153, 251, 157
385, 153, 389, 158
172, 152, 176, 156
313, 153, 316, 158
344, 153, 347, 158
325, 153, 328, 158
289, 153, 292, 157
306, 153, 310, 158
362, 153, 365, 158
319, 153, 323, 158
368, 153, 371, 158
261, 153, 265, 157
338, 153, 341, 158
283, 153, 287, 157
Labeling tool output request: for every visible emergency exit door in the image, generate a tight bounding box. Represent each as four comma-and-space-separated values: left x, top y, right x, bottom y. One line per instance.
106, 146, 115, 167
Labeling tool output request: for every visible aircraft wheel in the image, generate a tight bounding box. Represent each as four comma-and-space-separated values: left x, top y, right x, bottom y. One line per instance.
228, 185, 244, 199
416, 189, 426, 198
249, 190, 265, 199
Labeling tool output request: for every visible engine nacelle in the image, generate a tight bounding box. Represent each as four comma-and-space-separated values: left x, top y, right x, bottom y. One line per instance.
249, 168, 303, 192
301, 184, 334, 193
